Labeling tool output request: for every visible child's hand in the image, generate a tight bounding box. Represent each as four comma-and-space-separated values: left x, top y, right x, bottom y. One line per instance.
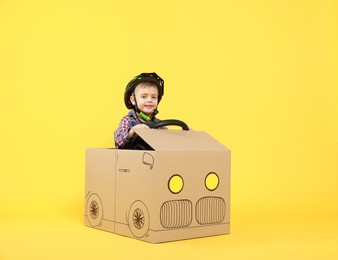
128, 124, 149, 138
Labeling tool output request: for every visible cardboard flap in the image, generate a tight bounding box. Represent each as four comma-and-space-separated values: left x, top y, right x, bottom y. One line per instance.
134, 129, 228, 151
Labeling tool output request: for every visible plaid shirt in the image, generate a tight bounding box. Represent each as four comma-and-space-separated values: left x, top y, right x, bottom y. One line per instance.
114, 110, 164, 149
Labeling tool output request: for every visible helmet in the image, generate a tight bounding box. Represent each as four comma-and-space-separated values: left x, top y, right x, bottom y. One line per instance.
124, 72, 164, 109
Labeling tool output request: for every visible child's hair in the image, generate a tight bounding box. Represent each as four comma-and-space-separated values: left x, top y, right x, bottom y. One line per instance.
134, 82, 158, 90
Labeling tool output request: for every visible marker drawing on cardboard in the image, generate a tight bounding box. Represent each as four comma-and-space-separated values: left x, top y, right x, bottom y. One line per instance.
84, 73, 231, 243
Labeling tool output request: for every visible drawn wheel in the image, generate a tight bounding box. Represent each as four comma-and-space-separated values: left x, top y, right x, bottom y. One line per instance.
86, 193, 103, 227
128, 201, 149, 238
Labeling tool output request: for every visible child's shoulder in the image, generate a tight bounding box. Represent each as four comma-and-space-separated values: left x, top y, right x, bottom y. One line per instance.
125, 110, 135, 118
120, 110, 135, 121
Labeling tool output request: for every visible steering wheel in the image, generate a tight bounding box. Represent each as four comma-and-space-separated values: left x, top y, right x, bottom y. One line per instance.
125, 119, 189, 150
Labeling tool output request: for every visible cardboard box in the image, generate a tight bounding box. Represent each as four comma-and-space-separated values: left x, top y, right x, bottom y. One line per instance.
84, 129, 231, 243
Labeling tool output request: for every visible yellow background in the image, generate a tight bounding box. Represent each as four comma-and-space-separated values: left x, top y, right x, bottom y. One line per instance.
1, 0, 337, 259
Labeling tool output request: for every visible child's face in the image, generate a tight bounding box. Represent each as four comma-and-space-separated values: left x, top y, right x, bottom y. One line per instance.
130, 84, 159, 115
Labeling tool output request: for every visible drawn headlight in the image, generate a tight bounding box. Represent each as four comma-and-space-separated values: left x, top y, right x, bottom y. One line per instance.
168, 174, 184, 194
205, 172, 219, 191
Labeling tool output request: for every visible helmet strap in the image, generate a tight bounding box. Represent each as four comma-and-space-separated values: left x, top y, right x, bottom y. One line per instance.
139, 111, 151, 121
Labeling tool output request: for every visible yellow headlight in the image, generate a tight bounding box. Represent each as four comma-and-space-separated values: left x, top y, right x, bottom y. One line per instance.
168, 175, 184, 194
205, 172, 219, 191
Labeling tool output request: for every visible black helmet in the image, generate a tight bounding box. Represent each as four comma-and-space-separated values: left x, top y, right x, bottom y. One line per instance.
124, 72, 164, 109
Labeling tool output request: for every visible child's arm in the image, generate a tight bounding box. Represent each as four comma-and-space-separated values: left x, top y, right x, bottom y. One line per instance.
114, 118, 149, 148
114, 117, 132, 148
128, 124, 149, 138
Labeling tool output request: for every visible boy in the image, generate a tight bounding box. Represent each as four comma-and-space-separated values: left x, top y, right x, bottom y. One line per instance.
114, 72, 166, 149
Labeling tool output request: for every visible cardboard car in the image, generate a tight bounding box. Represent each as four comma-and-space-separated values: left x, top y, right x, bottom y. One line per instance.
84, 126, 231, 243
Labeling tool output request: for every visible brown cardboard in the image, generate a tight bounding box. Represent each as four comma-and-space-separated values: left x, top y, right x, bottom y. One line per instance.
84, 129, 231, 243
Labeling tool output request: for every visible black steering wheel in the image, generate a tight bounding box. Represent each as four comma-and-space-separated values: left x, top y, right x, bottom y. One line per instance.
125, 119, 189, 150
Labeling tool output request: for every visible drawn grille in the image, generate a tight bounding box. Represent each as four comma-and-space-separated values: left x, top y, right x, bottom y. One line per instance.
196, 197, 226, 225
160, 200, 192, 228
